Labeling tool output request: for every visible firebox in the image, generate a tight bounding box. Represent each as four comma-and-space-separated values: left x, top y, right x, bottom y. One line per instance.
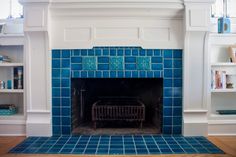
71, 78, 163, 134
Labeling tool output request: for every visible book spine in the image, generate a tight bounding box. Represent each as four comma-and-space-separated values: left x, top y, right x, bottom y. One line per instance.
221, 71, 227, 89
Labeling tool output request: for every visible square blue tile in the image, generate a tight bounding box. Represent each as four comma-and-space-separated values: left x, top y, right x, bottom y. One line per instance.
82, 57, 97, 70
62, 50, 71, 58
52, 50, 61, 58
110, 57, 124, 70
137, 57, 151, 70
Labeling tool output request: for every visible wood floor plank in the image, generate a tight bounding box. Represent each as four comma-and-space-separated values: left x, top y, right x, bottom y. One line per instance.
0, 136, 235, 157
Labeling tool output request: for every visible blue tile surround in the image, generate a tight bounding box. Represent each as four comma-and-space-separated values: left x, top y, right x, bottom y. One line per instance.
52, 47, 183, 135
9, 135, 224, 155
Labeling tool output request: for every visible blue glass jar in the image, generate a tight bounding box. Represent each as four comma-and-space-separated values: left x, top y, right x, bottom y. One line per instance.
218, 17, 231, 33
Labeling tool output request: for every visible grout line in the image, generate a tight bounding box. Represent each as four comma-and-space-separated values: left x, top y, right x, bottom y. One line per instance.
71, 135, 81, 153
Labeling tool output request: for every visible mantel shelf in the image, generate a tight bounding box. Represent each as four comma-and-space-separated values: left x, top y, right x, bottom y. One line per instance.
0, 89, 24, 93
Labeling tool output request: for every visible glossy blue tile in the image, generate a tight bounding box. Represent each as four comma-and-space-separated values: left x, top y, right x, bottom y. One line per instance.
81, 71, 87, 78
71, 57, 82, 63
52, 79, 60, 87
137, 57, 151, 70
154, 71, 161, 78
88, 71, 95, 77
163, 49, 173, 58
164, 117, 172, 125
81, 49, 87, 56
62, 98, 70, 107
152, 64, 162, 70
52, 60, 60, 68
61, 69, 70, 78
117, 71, 124, 78
52, 98, 60, 107
132, 71, 138, 78
103, 48, 109, 56
52, 88, 60, 97
152, 57, 162, 63
98, 64, 109, 70
174, 60, 182, 68
132, 48, 139, 56
110, 48, 116, 56
164, 88, 173, 97
71, 64, 82, 70
164, 59, 172, 68
98, 57, 109, 63
62, 127, 71, 135
61, 88, 70, 97
88, 49, 95, 56
52, 69, 60, 78
62, 59, 70, 68
125, 49, 131, 56
164, 79, 172, 87
103, 71, 109, 78
147, 71, 153, 78
163, 107, 172, 116
52, 50, 61, 58
125, 64, 136, 70
125, 57, 136, 63
173, 50, 182, 58
174, 69, 182, 78
82, 57, 97, 70
117, 48, 124, 56
110, 71, 117, 78
109, 149, 123, 155
73, 71, 80, 78
147, 49, 153, 56
62, 117, 71, 125
95, 48, 102, 56
139, 49, 146, 56
154, 49, 161, 56
73, 49, 81, 56
62, 50, 71, 58
110, 57, 124, 70
95, 71, 102, 78
164, 69, 173, 78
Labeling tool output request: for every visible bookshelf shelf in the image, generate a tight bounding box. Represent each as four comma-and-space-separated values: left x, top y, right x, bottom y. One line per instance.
0, 89, 24, 93
211, 89, 236, 93
211, 63, 236, 67
0, 63, 24, 67
208, 33, 236, 134
0, 34, 25, 134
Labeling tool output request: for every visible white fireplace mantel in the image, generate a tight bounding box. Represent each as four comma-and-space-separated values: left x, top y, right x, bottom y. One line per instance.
19, 0, 215, 136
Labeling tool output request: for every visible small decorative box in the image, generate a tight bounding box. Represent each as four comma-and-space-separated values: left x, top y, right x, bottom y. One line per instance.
218, 17, 231, 33
0, 104, 17, 116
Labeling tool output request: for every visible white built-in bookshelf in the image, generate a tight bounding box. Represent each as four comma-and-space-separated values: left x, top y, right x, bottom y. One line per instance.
0, 34, 25, 135
208, 33, 236, 126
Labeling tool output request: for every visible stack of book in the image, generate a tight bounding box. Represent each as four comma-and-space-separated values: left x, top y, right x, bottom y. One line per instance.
211, 70, 227, 89
0, 55, 11, 63
0, 104, 17, 116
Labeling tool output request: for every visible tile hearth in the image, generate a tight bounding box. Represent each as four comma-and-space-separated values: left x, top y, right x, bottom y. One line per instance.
9, 135, 224, 155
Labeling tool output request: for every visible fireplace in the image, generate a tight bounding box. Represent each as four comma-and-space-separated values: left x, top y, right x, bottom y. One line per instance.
71, 78, 163, 134
52, 47, 182, 135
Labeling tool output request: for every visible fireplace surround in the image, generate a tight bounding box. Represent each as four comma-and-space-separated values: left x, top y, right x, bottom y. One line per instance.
19, 0, 215, 136
52, 47, 182, 135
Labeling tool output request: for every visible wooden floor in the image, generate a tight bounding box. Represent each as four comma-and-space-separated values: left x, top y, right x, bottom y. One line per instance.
0, 136, 235, 157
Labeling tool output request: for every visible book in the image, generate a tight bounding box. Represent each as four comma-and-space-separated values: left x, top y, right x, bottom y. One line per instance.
212, 70, 227, 89
13, 67, 23, 89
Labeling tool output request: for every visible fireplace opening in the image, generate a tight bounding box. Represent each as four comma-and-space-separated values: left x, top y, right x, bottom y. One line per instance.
71, 78, 163, 135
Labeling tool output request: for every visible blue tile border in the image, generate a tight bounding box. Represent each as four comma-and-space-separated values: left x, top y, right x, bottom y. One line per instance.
52, 47, 183, 135
9, 135, 224, 155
